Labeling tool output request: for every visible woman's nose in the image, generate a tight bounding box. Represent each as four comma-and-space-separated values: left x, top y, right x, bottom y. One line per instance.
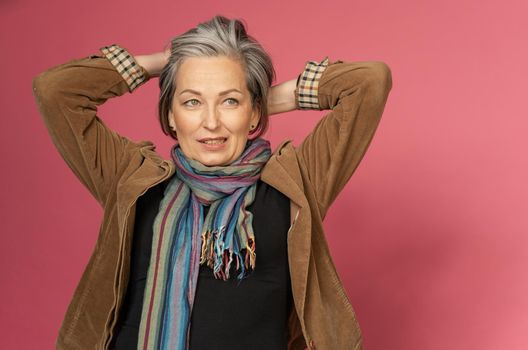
202, 107, 220, 130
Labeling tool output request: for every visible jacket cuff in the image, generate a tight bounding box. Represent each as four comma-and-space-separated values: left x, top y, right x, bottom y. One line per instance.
99, 44, 149, 92
295, 56, 330, 110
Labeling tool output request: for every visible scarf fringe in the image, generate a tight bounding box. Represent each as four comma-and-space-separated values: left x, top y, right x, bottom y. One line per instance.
200, 228, 257, 281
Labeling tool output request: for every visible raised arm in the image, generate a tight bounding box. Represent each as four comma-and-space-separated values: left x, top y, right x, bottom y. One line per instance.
32, 44, 152, 207
294, 56, 393, 219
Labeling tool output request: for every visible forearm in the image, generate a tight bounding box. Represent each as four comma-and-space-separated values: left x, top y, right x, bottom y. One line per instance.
267, 78, 298, 116
297, 59, 392, 215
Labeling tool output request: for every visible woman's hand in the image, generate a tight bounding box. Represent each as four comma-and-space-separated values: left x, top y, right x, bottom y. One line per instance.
267, 78, 298, 116
135, 48, 171, 78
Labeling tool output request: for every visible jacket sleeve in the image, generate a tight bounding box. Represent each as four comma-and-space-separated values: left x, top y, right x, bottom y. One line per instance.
31, 44, 150, 207
294, 56, 392, 219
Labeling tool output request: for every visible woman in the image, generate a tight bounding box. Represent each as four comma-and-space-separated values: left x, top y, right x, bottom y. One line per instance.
32, 15, 392, 350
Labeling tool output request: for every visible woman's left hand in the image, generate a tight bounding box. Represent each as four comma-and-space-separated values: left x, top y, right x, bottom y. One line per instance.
267, 78, 298, 116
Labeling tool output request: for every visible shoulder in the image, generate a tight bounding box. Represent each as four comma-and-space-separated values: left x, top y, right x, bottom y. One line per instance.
262, 139, 303, 187
121, 139, 175, 176
274, 139, 294, 155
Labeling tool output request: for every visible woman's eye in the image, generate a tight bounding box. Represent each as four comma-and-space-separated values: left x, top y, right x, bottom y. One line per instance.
184, 99, 200, 107
225, 98, 239, 105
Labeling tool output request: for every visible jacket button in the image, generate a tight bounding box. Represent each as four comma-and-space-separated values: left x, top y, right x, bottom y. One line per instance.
309, 339, 316, 348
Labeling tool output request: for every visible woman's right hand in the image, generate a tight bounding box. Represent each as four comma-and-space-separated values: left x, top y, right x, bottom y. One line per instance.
135, 48, 170, 78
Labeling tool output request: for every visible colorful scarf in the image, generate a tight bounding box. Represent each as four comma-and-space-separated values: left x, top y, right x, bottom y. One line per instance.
137, 137, 272, 350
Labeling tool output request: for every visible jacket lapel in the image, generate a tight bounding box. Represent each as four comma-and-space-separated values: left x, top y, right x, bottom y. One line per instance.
261, 140, 312, 327
116, 142, 175, 230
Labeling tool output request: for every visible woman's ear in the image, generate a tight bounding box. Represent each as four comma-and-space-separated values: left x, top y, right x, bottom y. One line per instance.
249, 106, 261, 133
168, 110, 178, 140
168, 110, 176, 131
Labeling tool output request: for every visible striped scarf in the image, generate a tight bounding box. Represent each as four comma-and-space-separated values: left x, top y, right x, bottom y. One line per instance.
137, 137, 272, 350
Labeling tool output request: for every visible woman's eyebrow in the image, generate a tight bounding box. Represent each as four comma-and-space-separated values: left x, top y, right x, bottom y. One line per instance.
179, 88, 242, 96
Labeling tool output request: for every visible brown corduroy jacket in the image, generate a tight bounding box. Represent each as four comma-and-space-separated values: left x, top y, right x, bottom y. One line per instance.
32, 49, 392, 350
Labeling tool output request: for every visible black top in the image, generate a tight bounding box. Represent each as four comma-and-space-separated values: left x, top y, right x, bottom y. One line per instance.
110, 177, 293, 350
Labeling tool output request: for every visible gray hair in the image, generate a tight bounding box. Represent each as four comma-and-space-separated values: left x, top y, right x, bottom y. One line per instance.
158, 15, 276, 140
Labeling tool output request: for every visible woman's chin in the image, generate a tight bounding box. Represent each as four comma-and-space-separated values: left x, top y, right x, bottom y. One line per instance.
195, 154, 231, 167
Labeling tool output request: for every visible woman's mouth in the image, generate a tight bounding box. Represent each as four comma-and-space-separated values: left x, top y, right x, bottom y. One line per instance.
200, 138, 227, 145
198, 137, 228, 149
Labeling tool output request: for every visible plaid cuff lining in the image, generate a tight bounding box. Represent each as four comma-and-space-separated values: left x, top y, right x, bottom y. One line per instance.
296, 56, 330, 110
100, 44, 147, 92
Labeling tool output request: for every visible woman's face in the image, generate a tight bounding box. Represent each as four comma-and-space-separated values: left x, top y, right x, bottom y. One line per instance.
168, 56, 260, 166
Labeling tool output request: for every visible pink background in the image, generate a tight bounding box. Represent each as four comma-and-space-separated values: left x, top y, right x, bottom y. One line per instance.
2, 0, 527, 349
